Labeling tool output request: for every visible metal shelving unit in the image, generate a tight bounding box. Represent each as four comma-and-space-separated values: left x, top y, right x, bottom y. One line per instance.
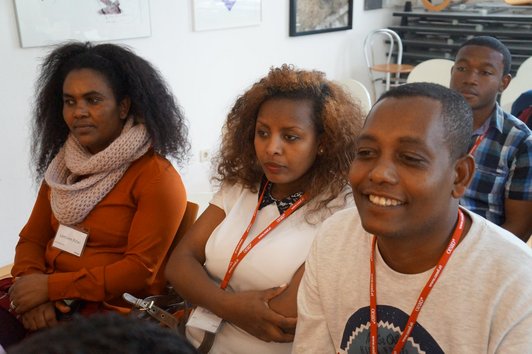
391, 4, 532, 75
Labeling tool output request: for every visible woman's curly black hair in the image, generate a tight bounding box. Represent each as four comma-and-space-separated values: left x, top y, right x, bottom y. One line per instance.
214, 64, 364, 214
31, 41, 190, 180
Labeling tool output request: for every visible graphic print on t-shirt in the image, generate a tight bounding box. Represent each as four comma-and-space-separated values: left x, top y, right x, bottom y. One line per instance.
340, 305, 443, 354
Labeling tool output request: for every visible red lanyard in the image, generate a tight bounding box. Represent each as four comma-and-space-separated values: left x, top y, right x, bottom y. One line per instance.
468, 133, 486, 156
369, 209, 465, 354
219, 183, 307, 290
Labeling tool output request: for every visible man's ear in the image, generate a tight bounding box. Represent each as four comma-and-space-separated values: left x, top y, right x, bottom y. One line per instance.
499, 73, 512, 93
119, 96, 131, 119
451, 154, 475, 199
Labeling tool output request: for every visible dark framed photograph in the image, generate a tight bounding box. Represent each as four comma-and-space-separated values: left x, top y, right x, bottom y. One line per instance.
289, 0, 353, 37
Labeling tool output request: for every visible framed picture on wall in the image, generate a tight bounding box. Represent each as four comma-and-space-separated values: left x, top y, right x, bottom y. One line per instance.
193, 0, 262, 32
289, 0, 353, 37
14, 0, 151, 48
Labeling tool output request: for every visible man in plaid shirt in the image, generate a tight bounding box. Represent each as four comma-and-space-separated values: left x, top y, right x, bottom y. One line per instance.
450, 36, 532, 242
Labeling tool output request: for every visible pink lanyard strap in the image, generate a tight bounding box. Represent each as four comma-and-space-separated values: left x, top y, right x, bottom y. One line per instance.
220, 183, 307, 290
369, 209, 465, 354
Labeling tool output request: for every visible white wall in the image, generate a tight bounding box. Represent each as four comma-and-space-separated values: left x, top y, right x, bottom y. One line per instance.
0, 0, 395, 267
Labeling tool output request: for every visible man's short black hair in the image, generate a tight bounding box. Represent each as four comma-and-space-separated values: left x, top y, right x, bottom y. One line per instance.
7, 313, 197, 354
376, 82, 473, 160
457, 36, 512, 76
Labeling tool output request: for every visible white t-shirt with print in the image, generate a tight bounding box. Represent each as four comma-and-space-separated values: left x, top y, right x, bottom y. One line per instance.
293, 207, 532, 354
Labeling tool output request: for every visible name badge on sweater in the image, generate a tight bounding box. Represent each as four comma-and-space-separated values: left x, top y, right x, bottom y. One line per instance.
186, 306, 223, 333
52, 224, 88, 257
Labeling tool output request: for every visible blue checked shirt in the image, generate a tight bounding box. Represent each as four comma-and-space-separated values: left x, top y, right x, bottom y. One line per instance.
460, 103, 532, 225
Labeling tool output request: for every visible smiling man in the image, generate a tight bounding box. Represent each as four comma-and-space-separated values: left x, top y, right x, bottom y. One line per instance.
450, 36, 532, 242
292, 83, 532, 354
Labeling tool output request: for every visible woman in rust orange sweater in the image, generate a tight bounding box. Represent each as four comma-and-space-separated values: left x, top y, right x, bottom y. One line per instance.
6, 42, 189, 334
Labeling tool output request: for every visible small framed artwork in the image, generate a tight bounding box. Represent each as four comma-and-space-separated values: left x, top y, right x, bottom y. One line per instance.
193, 0, 262, 32
14, 0, 151, 48
289, 0, 353, 37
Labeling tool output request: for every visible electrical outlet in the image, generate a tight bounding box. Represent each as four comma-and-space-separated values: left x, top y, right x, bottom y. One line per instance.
199, 149, 210, 162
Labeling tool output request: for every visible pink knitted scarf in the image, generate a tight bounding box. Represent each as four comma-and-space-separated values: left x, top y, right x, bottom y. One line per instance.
44, 118, 151, 225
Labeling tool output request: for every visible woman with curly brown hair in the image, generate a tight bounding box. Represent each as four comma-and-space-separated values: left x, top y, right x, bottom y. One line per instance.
166, 64, 363, 354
